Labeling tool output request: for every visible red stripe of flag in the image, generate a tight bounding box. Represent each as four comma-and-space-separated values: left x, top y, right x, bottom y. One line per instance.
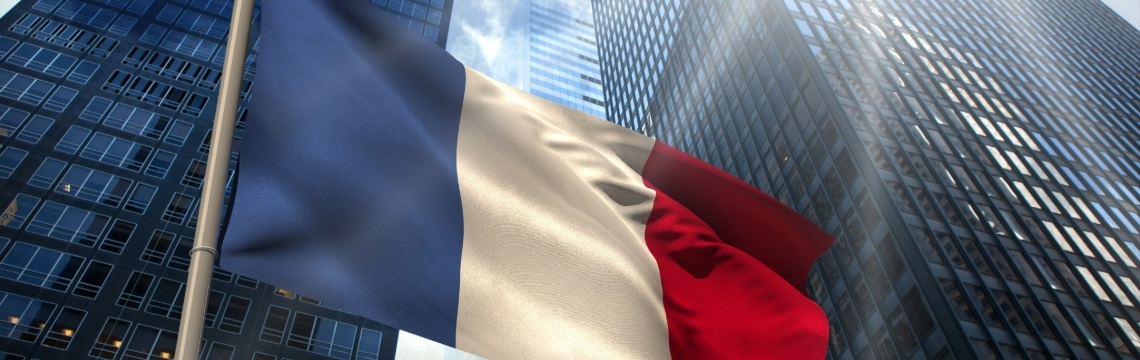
641, 142, 833, 359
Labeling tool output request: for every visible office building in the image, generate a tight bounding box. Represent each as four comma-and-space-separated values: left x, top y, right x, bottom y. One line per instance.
0, 0, 451, 358
592, 0, 1140, 358
487, 0, 606, 118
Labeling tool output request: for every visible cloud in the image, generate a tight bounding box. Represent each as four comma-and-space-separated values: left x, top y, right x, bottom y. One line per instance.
446, 0, 519, 73
459, 19, 504, 64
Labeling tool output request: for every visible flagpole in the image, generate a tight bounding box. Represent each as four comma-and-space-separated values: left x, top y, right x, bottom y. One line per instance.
174, 0, 254, 358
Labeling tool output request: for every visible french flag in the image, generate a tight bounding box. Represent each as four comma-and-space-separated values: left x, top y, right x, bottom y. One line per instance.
221, 0, 833, 358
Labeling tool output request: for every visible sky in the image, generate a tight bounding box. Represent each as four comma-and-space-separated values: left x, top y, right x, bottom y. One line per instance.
445, 0, 1140, 70
1103, 0, 1140, 30
444, 0, 522, 75
393, 331, 485, 360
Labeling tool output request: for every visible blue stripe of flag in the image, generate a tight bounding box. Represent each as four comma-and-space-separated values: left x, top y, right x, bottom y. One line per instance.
222, 0, 467, 345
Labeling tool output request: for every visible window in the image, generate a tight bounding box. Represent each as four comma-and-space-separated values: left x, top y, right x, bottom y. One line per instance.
0, 242, 84, 291
182, 160, 206, 188
205, 342, 234, 360
1106, 237, 1137, 267
15, 115, 52, 143
74, 261, 111, 298
79, 96, 113, 122
155, 4, 182, 23
162, 193, 195, 223
28, 158, 64, 189
139, 23, 167, 45
1077, 265, 1111, 301
0, 147, 29, 178
849, 275, 874, 315
1086, 232, 1116, 263
145, 149, 175, 178
0, 69, 54, 106
168, 237, 192, 270
26, 201, 110, 246
55, 125, 91, 154
1093, 312, 1132, 353
1065, 226, 1095, 258
104, 103, 170, 139
184, 93, 209, 116
67, 60, 99, 84
121, 325, 176, 360
57, 165, 132, 207
2, 194, 40, 228
10, 13, 44, 35
979, 244, 1014, 281
288, 313, 358, 359
176, 10, 228, 39
966, 285, 1003, 328
90, 318, 131, 359
6, 43, 77, 78
125, 183, 158, 213
146, 279, 184, 319
863, 256, 891, 300
1098, 271, 1133, 306
0, 104, 29, 135
165, 120, 192, 146
55, 2, 116, 29
936, 231, 968, 270
872, 327, 899, 360
261, 306, 289, 344
941, 279, 977, 322
992, 290, 1028, 333
1117, 317, 1140, 349
80, 132, 154, 171
219, 297, 250, 333
160, 31, 218, 61
357, 328, 385, 360
0, 36, 15, 57
118, 271, 154, 309
101, 220, 134, 253
42, 307, 85, 349
204, 291, 225, 328
141, 231, 174, 264
0, 291, 55, 342
89, 37, 119, 59
235, 275, 258, 288
888, 308, 919, 357
1040, 220, 1072, 251
43, 86, 77, 112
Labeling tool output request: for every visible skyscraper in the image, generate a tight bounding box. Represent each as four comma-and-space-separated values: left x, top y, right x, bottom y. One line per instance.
593, 0, 1140, 358
0, 0, 451, 358
487, 0, 606, 118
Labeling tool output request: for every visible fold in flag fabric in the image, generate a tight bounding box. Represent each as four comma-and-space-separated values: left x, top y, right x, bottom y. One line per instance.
222, 0, 834, 358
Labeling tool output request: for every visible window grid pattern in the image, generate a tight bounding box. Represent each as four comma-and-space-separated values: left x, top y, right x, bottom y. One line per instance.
484, 0, 607, 118
594, 0, 1140, 358
0, 0, 420, 358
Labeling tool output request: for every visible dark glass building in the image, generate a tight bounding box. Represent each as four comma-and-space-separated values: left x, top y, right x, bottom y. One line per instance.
0, 0, 451, 358
593, 0, 1140, 358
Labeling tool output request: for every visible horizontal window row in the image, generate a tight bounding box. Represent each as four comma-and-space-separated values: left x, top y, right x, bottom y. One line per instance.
9, 13, 119, 58
102, 70, 209, 116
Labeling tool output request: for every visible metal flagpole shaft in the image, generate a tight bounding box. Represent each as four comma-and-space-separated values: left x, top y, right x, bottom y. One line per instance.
174, 0, 254, 358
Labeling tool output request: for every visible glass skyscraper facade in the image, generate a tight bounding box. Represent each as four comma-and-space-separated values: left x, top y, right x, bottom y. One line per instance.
593, 0, 1140, 358
488, 0, 606, 118
0, 0, 451, 358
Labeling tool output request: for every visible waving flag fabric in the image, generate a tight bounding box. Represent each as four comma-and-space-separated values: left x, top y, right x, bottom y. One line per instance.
221, 0, 834, 358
